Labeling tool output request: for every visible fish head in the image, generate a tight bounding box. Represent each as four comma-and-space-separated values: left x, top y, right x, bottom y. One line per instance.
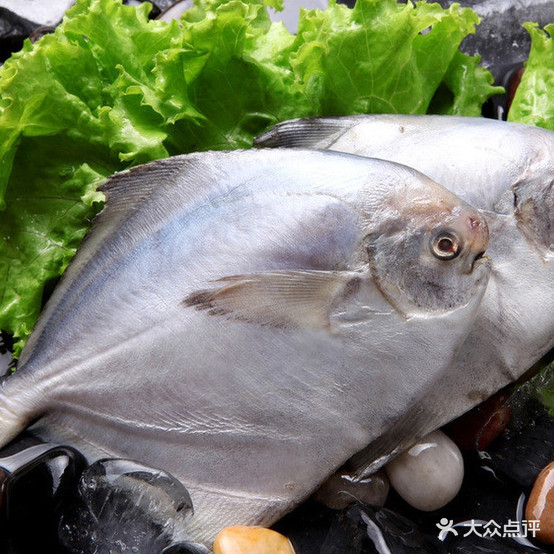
365, 177, 490, 316
470, 179, 554, 378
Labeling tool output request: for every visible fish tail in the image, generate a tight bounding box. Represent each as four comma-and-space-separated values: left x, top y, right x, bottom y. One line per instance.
0, 405, 27, 447
0, 374, 38, 447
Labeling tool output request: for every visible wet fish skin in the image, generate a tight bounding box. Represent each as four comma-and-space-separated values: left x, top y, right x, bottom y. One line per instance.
256, 114, 554, 475
255, 114, 554, 229
0, 148, 489, 544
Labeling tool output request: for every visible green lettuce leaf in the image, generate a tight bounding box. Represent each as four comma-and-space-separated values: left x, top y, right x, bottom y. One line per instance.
519, 356, 554, 416
430, 50, 501, 116
291, 0, 490, 115
508, 22, 554, 131
0, 0, 500, 357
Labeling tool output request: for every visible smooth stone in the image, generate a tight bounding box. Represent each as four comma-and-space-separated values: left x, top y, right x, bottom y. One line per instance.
444, 390, 512, 451
313, 468, 389, 510
525, 461, 554, 545
1, 443, 87, 553
59, 458, 194, 553
213, 526, 295, 554
385, 430, 464, 511
384, 450, 532, 546
278, 450, 538, 554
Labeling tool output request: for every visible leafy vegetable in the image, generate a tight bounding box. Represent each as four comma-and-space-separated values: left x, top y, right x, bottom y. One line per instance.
520, 356, 554, 416
0, 0, 502, 357
508, 23, 554, 130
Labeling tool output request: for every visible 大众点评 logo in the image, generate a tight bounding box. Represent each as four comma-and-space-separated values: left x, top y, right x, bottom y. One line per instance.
436, 517, 540, 541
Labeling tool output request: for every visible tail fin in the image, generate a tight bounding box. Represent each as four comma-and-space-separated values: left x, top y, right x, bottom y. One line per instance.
0, 374, 37, 448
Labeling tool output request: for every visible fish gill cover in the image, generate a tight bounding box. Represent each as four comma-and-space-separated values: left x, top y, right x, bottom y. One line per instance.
0, 0, 549, 358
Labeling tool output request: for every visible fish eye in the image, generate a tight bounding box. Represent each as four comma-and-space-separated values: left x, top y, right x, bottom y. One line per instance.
430, 230, 462, 261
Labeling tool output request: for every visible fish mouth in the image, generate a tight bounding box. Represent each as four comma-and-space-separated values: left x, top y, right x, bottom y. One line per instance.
470, 252, 492, 282
472, 250, 487, 270
461, 249, 488, 274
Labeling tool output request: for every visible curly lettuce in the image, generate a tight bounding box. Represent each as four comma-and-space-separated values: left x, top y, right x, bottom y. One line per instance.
508, 22, 554, 130
0, 0, 501, 357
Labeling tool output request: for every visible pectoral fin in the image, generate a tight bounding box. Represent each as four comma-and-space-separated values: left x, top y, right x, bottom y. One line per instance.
183, 270, 359, 329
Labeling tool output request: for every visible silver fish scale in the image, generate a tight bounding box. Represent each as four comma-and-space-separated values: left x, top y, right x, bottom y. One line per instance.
256, 114, 554, 477
0, 147, 490, 546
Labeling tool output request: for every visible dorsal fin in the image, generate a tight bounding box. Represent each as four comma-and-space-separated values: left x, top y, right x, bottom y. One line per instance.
18, 154, 213, 367
254, 117, 354, 149
18, 149, 369, 368
86, 157, 188, 258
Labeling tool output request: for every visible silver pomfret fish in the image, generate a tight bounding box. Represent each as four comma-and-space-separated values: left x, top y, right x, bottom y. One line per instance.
0, 148, 489, 544
256, 115, 554, 474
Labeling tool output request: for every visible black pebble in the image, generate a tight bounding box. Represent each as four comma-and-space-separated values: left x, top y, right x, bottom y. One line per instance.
161, 541, 210, 554
484, 393, 554, 488
59, 458, 194, 554
0, 442, 87, 553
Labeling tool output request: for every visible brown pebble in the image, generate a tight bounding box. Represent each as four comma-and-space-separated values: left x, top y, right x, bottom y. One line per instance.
213, 526, 295, 554
443, 390, 511, 451
525, 461, 554, 544
507, 66, 525, 112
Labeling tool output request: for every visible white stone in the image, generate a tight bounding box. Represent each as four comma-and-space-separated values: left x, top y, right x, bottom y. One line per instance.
385, 430, 464, 511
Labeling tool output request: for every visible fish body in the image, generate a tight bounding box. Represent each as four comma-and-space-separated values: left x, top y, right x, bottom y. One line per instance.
256, 115, 554, 473
0, 148, 489, 544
